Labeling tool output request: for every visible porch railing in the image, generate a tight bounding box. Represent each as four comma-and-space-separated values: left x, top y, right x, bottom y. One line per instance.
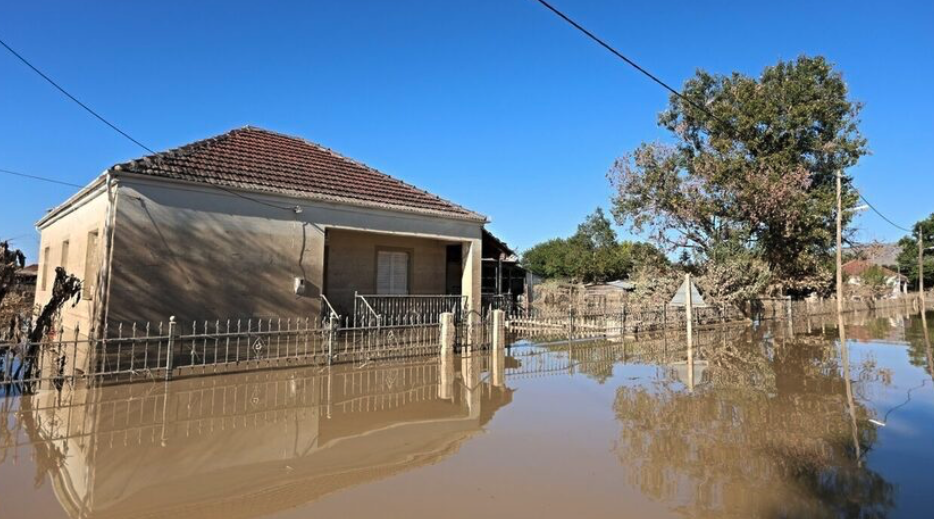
353, 294, 466, 327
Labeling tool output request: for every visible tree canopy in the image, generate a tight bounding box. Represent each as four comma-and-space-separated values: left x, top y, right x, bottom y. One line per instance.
521, 208, 666, 283
896, 213, 934, 291
608, 56, 867, 295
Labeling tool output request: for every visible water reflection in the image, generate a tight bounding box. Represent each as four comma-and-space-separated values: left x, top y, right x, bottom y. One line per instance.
1, 308, 931, 519
611, 315, 907, 518
2, 353, 511, 519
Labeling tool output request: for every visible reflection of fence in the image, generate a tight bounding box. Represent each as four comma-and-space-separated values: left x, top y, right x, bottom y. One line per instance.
505, 326, 751, 380
0, 357, 452, 453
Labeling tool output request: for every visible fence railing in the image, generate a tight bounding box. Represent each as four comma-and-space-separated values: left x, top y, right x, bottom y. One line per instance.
507, 301, 746, 342
2, 293, 927, 390
506, 293, 928, 343
0, 312, 454, 388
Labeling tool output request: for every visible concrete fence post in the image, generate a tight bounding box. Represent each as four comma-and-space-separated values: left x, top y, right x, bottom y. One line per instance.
440, 312, 455, 354
492, 310, 506, 351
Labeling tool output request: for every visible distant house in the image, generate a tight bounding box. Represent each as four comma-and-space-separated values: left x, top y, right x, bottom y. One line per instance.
584, 280, 636, 296
842, 259, 908, 297
0, 264, 38, 329
35, 127, 489, 337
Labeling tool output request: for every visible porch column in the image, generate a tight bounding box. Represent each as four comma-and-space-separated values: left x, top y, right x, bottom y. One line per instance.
461, 238, 482, 317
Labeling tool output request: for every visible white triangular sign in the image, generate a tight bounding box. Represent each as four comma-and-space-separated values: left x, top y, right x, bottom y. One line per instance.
669, 279, 707, 307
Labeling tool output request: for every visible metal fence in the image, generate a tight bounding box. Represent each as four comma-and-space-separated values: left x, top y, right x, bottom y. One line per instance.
507, 300, 745, 342
3, 293, 926, 390
0, 313, 454, 388
505, 293, 928, 343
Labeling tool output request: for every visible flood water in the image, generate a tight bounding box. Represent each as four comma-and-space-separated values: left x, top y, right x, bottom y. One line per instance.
1, 309, 933, 518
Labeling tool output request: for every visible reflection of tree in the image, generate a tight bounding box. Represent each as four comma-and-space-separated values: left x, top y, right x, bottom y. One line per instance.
906, 311, 934, 375
567, 342, 618, 384
613, 336, 893, 518
15, 395, 68, 490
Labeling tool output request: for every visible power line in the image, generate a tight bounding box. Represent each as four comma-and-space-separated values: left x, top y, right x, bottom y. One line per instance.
531, 1, 918, 239
0, 168, 83, 188
856, 191, 913, 233
2, 165, 298, 212
0, 37, 297, 213
0, 36, 155, 154
530, 0, 734, 133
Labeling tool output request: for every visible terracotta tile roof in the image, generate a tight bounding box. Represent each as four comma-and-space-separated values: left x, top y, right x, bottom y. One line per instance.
842, 259, 905, 280
111, 126, 485, 221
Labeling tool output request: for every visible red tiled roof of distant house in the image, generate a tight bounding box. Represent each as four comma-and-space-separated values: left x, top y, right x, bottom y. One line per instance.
16, 264, 38, 277
842, 259, 903, 279
112, 126, 485, 221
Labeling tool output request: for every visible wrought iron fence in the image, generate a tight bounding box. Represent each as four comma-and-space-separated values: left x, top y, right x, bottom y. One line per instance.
0, 313, 453, 388
4, 293, 924, 390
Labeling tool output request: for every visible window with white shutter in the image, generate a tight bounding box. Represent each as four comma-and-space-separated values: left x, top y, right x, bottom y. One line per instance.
376, 250, 409, 295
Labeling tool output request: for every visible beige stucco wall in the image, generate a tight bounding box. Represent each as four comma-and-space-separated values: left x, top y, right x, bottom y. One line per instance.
101, 175, 483, 329
325, 228, 452, 314
33, 181, 110, 339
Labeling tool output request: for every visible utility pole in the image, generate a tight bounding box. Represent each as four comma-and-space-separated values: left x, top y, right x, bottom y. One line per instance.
920, 231, 925, 295
836, 170, 844, 315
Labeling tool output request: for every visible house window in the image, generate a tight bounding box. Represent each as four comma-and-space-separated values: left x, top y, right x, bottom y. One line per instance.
41, 247, 50, 291
84, 231, 100, 300
61, 240, 70, 270
376, 250, 409, 295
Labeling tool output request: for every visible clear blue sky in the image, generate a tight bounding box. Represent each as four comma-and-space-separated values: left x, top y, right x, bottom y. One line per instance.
2, 1, 932, 261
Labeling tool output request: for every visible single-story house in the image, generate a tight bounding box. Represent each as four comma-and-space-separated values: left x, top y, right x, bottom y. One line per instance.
35, 127, 488, 338
842, 259, 909, 297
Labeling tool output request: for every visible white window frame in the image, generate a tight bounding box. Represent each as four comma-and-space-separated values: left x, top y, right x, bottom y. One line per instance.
376, 250, 410, 295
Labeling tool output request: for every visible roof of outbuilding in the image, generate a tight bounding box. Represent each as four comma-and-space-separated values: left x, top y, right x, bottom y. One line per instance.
111, 126, 486, 221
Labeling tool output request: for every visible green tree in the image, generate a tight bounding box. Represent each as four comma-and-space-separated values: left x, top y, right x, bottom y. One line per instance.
522, 209, 666, 283
895, 213, 934, 291
521, 238, 572, 280
608, 56, 867, 295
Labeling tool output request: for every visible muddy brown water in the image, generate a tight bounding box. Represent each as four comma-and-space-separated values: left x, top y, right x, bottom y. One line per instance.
1, 309, 933, 518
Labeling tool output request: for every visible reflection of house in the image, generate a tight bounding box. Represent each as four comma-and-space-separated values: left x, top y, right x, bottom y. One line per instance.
34, 127, 489, 336
843, 259, 908, 296
26, 355, 512, 519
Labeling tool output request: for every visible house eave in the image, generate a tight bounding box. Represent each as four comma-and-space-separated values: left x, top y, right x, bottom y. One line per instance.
110, 170, 489, 225
35, 173, 108, 229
